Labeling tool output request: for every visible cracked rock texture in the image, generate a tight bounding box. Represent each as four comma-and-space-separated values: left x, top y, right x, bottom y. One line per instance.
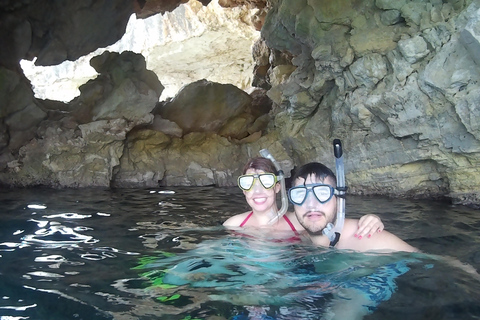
0, 0, 479, 207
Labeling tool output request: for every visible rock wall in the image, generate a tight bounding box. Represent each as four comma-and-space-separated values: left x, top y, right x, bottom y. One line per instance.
0, 0, 479, 208
260, 0, 480, 206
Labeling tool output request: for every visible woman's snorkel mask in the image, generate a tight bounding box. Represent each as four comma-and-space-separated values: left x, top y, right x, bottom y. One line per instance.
259, 149, 289, 225
322, 139, 347, 242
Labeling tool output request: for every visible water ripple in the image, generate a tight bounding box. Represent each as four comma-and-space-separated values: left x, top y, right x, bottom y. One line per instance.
27, 271, 64, 278
34, 255, 66, 263
80, 253, 107, 261
43, 213, 92, 219
21, 223, 99, 248
27, 204, 46, 210
94, 246, 140, 256
0, 303, 37, 312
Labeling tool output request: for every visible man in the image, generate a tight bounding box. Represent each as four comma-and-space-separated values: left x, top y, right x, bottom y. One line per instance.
289, 162, 418, 252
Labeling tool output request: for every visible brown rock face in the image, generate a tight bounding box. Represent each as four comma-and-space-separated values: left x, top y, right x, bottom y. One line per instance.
156, 79, 252, 134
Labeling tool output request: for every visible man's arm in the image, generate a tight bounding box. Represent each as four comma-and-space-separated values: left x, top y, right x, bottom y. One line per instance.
356, 230, 419, 252
338, 219, 419, 253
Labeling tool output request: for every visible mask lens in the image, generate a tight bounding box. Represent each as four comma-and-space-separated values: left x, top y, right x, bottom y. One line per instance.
258, 174, 276, 189
313, 185, 334, 203
238, 175, 254, 191
288, 187, 307, 205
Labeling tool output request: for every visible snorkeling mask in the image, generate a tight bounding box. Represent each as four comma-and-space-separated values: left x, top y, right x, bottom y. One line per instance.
259, 149, 289, 225
288, 183, 339, 205
238, 173, 278, 191
322, 139, 347, 242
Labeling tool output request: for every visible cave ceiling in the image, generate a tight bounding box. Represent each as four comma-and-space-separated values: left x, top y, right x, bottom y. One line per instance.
0, 0, 265, 70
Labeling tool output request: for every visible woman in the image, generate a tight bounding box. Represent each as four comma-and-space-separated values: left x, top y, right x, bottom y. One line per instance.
223, 157, 383, 239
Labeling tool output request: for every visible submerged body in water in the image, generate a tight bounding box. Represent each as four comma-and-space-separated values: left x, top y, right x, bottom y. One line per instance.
136, 234, 440, 319
0, 187, 479, 319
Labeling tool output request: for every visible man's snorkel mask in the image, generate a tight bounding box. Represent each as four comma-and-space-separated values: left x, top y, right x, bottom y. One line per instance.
322, 139, 348, 242
259, 149, 289, 225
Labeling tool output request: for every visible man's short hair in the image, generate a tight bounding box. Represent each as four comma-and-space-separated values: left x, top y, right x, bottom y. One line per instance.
291, 162, 336, 187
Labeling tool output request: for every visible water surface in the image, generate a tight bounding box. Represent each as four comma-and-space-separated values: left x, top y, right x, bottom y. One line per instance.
0, 187, 479, 319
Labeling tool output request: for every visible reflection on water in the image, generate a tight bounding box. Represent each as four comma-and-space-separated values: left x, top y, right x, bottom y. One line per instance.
0, 187, 479, 320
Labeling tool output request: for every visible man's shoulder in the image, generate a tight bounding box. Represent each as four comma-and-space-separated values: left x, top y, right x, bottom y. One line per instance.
340, 218, 360, 236
338, 221, 417, 253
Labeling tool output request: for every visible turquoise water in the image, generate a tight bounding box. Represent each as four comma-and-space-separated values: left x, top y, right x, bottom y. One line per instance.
0, 187, 479, 319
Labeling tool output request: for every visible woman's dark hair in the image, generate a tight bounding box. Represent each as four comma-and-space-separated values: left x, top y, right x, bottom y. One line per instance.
243, 157, 277, 174
291, 162, 336, 186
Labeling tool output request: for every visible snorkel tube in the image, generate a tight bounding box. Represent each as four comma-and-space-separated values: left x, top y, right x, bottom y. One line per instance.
259, 149, 289, 225
322, 139, 347, 242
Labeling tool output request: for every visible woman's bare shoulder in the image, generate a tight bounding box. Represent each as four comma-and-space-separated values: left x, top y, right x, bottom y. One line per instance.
223, 211, 251, 227
284, 211, 304, 230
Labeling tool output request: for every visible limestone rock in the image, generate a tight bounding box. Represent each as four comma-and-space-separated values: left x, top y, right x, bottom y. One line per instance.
0, 0, 134, 67
70, 51, 163, 124
147, 115, 184, 137
349, 53, 388, 89
0, 118, 132, 187
135, 0, 208, 19
0, 0, 480, 209
260, 0, 480, 207
421, 38, 480, 96
113, 130, 246, 187
0, 66, 47, 152
156, 79, 252, 135
350, 27, 400, 56
19, 0, 261, 103
398, 35, 430, 64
